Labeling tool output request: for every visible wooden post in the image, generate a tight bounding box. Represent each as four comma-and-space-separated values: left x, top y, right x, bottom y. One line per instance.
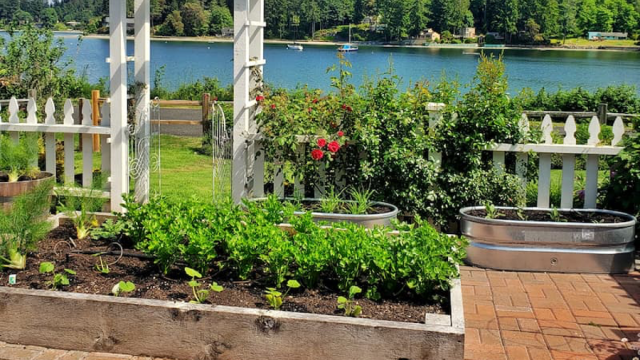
110, 0, 129, 213
202, 93, 211, 144
134, 0, 151, 204
92, 90, 101, 152
597, 103, 608, 125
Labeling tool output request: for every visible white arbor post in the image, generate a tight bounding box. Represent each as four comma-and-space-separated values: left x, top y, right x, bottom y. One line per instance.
109, 1, 129, 212
233, 0, 266, 203
134, 0, 151, 203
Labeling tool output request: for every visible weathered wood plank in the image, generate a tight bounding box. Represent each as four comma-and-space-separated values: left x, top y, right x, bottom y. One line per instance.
0, 287, 464, 360
584, 155, 599, 209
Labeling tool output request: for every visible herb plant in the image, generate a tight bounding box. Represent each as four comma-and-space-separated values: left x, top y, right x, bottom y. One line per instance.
484, 202, 503, 219
112, 281, 135, 297
56, 177, 108, 240
0, 134, 40, 182
0, 180, 53, 270
185, 267, 224, 304
348, 188, 375, 215
320, 187, 343, 213
39, 262, 76, 290
337, 285, 362, 317
264, 280, 301, 310
549, 207, 566, 222
94, 255, 110, 274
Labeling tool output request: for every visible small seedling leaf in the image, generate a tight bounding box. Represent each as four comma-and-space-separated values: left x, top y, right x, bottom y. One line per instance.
118, 281, 135, 292
287, 280, 301, 289
353, 305, 362, 317
337, 296, 348, 304
64, 269, 77, 275
210, 282, 224, 292
185, 267, 202, 278
348, 285, 362, 298
39, 262, 54, 273
188, 280, 201, 288
60, 275, 70, 286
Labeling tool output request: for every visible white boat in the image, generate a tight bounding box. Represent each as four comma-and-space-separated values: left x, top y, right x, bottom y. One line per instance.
287, 43, 304, 51
338, 24, 358, 52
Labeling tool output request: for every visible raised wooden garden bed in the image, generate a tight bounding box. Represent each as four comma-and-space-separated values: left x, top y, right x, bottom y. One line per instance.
0, 214, 465, 360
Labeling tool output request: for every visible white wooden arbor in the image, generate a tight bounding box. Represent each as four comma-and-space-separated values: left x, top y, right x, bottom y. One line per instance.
109, 0, 151, 210
232, 0, 266, 202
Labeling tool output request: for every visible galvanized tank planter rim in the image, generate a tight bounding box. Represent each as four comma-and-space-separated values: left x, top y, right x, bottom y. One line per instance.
460, 206, 637, 229
251, 197, 400, 222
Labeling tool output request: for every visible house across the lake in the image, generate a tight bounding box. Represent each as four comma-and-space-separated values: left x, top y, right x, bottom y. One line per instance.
588, 32, 628, 40
421, 29, 440, 42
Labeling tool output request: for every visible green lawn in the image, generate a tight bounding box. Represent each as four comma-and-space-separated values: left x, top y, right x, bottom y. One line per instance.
550, 38, 639, 47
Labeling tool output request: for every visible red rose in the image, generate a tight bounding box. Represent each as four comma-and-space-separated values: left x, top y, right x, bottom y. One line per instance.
327, 141, 340, 153
256, 95, 265, 102
312, 99, 318, 104
311, 149, 324, 160
346, 106, 353, 112
341, 104, 347, 109
271, 104, 276, 109
337, 131, 344, 137
317, 138, 327, 148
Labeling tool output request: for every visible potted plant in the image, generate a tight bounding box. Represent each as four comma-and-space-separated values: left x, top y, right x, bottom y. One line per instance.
0, 180, 53, 269
253, 189, 399, 228
0, 134, 54, 209
459, 204, 637, 274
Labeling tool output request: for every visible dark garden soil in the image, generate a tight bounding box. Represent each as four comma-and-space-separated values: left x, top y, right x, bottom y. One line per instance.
468, 209, 629, 223
0, 223, 446, 324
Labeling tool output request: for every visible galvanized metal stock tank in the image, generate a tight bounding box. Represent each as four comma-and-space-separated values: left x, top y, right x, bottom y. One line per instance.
250, 198, 399, 228
460, 206, 637, 274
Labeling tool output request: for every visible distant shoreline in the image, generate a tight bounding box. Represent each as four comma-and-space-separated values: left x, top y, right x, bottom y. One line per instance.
80, 33, 640, 53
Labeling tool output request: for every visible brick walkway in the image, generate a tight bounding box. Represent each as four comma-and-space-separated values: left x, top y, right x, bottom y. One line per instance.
0, 343, 171, 360
461, 266, 640, 360
1, 267, 639, 360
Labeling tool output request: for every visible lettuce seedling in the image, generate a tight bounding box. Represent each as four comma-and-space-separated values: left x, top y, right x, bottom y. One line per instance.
337, 285, 362, 317
112, 281, 136, 296
39, 262, 76, 290
94, 255, 110, 274
185, 267, 223, 304
264, 279, 300, 310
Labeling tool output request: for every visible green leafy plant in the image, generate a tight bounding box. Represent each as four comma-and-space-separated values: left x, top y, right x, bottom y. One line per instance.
264, 279, 300, 310
320, 187, 343, 213
548, 207, 566, 222
337, 285, 362, 317
515, 206, 528, 221
56, 176, 109, 240
484, 202, 503, 219
0, 180, 53, 270
185, 267, 224, 304
111, 281, 135, 297
39, 262, 76, 290
94, 255, 110, 274
348, 188, 375, 215
0, 134, 40, 182
91, 219, 125, 242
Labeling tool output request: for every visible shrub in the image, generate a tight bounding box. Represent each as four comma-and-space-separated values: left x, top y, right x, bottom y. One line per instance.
603, 116, 640, 218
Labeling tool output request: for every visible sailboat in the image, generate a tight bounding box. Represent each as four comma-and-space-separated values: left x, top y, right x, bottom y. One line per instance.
338, 24, 359, 52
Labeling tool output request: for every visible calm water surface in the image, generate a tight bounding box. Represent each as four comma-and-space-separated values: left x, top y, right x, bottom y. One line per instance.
6, 32, 640, 93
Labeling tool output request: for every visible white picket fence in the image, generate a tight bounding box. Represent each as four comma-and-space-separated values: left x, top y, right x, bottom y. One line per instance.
254, 104, 628, 210
0, 96, 117, 203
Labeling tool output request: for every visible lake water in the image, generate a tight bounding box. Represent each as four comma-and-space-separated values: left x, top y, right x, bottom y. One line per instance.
6, 32, 640, 93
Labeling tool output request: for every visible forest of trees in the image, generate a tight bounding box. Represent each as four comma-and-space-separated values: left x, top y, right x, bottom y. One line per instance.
1, 0, 639, 43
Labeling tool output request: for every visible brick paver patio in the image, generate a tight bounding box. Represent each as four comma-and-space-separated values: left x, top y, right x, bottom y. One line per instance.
461, 266, 640, 360
1, 266, 638, 360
